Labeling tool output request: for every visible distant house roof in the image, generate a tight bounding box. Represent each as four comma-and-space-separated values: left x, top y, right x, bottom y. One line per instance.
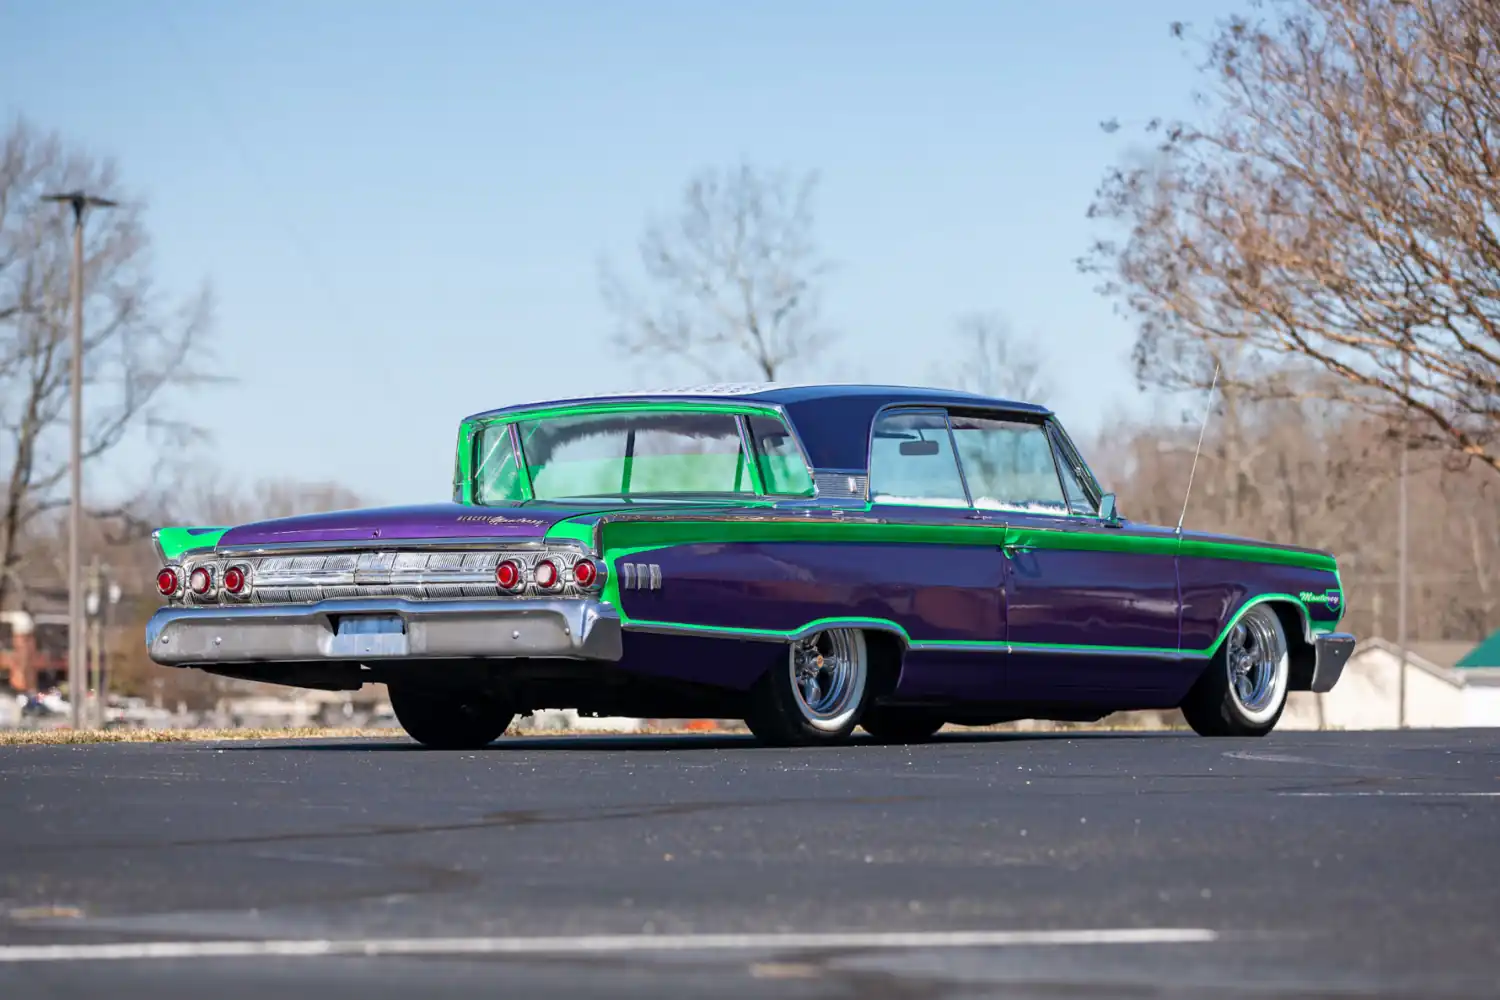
1351, 637, 1500, 688
1456, 631, 1500, 669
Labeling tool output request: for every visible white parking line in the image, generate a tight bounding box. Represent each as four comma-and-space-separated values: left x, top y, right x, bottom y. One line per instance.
1278, 791, 1500, 798
0, 927, 1217, 964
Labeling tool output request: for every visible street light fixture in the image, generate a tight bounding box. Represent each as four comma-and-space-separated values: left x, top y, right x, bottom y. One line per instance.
40, 190, 117, 730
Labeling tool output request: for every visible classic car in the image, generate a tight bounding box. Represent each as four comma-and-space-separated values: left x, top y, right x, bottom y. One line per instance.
146, 383, 1354, 748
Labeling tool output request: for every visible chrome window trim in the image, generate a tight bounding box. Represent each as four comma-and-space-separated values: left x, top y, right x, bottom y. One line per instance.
470, 402, 818, 505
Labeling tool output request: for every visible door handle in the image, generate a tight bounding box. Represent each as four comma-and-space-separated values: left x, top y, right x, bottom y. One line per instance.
1001, 543, 1034, 558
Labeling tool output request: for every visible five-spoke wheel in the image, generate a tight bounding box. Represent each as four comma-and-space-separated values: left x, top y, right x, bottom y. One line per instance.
1181, 604, 1290, 737
744, 628, 871, 746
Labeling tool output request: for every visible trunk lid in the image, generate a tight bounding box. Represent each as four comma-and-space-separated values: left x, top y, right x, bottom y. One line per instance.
217, 502, 599, 548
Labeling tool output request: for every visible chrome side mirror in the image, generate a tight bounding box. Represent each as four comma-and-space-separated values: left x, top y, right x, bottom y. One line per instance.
1098, 492, 1121, 525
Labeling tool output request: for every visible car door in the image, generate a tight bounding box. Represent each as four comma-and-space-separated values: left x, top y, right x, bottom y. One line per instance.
864, 408, 1008, 702
945, 411, 1186, 706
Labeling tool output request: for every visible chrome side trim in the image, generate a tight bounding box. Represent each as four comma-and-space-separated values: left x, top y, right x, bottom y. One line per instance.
621, 620, 1196, 659
622, 618, 914, 644
146, 598, 622, 666
1309, 631, 1355, 693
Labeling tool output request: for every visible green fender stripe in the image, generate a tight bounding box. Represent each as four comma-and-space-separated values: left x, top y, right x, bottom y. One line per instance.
591, 519, 1336, 572
621, 593, 1319, 661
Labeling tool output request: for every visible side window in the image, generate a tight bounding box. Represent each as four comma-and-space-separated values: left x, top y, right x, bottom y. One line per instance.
947, 415, 1070, 515
746, 415, 815, 496
1053, 450, 1096, 515
869, 411, 968, 508
475, 425, 525, 501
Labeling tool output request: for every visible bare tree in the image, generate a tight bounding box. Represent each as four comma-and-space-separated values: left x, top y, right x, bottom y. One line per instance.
0, 118, 213, 608
931, 312, 1052, 403
1084, 0, 1500, 474
1089, 389, 1500, 642
601, 162, 833, 382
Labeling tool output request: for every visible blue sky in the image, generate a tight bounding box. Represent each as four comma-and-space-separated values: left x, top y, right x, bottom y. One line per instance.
1, 0, 1238, 507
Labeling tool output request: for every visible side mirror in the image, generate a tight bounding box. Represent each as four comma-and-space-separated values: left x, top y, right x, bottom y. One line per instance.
1098, 493, 1121, 525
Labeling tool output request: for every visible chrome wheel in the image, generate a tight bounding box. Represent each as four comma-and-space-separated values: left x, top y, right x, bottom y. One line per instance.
1225, 606, 1288, 725
788, 629, 867, 732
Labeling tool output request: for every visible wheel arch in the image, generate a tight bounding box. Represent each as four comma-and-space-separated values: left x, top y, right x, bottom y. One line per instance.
858, 627, 908, 703
1205, 594, 1315, 691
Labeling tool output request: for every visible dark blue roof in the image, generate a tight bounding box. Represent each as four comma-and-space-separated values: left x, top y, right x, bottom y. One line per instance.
465, 383, 1052, 471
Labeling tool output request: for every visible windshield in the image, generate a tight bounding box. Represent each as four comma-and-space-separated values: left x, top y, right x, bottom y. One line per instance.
474, 410, 814, 502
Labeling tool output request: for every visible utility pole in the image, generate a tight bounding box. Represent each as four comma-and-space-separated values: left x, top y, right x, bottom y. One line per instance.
85, 558, 102, 728
41, 190, 116, 730
1396, 346, 1412, 730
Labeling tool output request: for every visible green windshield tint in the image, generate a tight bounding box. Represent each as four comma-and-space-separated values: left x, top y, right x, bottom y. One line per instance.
473, 409, 812, 502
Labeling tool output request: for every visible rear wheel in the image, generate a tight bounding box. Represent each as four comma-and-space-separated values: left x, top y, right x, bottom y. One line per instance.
860, 706, 944, 744
1180, 604, 1290, 737
744, 629, 870, 746
388, 684, 516, 749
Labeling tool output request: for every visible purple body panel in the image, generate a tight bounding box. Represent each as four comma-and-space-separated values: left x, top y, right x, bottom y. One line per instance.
618, 539, 1008, 699
216, 503, 577, 547
622, 541, 1005, 642
1178, 556, 1340, 649
1001, 518, 1180, 649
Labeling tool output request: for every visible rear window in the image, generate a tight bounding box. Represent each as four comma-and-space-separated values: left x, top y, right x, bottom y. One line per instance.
473, 409, 813, 502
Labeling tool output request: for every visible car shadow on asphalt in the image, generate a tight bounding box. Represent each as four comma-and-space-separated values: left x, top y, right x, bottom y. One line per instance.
213, 729, 1182, 753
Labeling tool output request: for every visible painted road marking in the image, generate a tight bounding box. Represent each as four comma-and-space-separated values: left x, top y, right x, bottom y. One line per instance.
1278, 791, 1500, 798
0, 928, 1217, 964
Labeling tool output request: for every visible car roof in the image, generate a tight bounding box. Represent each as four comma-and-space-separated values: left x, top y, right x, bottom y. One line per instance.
464, 383, 1053, 471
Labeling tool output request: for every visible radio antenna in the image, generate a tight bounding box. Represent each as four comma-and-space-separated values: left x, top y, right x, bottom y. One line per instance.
1176, 363, 1221, 535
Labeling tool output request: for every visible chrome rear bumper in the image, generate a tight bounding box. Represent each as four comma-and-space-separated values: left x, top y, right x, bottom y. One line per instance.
146, 598, 621, 666
1310, 632, 1356, 693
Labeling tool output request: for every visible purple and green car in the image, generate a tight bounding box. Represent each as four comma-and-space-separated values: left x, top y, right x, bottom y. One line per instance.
147, 384, 1354, 748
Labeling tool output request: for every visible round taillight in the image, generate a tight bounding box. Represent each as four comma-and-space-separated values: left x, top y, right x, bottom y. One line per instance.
573, 559, 597, 588
223, 566, 247, 595
156, 568, 179, 597
189, 566, 213, 595
495, 559, 522, 592
533, 558, 559, 590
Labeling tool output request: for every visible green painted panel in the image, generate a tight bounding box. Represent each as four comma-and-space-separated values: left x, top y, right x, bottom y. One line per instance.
1178, 536, 1336, 572
473, 400, 788, 423
597, 517, 1336, 571
544, 518, 597, 550
154, 526, 229, 562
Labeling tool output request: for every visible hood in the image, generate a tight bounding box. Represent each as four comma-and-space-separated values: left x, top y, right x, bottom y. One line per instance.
216, 503, 598, 549
1177, 526, 1329, 556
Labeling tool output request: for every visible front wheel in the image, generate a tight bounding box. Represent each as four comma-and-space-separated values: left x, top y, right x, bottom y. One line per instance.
388, 684, 516, 750
1180, 604, 1290, 737
744, 629, 870, 746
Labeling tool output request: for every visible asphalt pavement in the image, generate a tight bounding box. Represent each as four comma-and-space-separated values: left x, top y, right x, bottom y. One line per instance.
2, 728, 1497, 999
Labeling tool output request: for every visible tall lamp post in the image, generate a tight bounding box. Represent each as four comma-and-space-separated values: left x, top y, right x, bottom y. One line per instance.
40, 190, 116, 730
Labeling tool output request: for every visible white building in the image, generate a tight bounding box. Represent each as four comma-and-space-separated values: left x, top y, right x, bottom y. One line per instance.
1282, 637, 1500, 730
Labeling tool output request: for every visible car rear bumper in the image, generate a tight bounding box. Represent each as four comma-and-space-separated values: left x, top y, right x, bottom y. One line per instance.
146, 598, 622, 666
1310, 632, 1356, 693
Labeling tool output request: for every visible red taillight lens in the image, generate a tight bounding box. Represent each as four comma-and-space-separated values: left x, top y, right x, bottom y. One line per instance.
189, 566, 213, 595
533, 558, 559, 590
573, 559, 597, 588
223, 566, 247, 595
495, 559, 521, 591
156, 568, 179, 597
